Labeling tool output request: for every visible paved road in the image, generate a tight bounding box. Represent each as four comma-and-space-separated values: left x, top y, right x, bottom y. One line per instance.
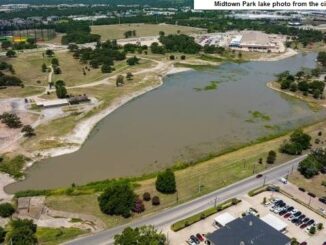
66, 155, 307, 245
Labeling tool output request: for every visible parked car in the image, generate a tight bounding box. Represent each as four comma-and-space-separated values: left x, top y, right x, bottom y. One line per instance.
302, 218, 309, 223
196, 233, 204, 242
284, 213, 291, 218
319, 197, 326, 204
300, 223, 308, 229
187, 240, 197, 245
279, 177, 287, 184
256, 174, 263, 178
306, 219, 315, 226
190, 235, 200, 244
300, 242, 307, 245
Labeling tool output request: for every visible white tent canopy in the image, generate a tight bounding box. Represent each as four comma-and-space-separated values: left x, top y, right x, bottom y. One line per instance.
261, 214, 288, 232
214, 212, 236, 227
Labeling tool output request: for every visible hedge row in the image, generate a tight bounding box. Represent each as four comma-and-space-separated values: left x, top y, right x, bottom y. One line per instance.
171, 198, 241, 232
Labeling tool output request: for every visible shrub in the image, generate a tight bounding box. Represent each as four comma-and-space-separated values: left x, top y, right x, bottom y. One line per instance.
181, 55, 186, 60
317, 223, 323, 230
152, 196, 160, 206
309, 226, 316, 235
155, 169, 176, 194
266, 150, 276, 164
143, 192, 151, 201
132, 198, 145, 213
0, 203, 15, 217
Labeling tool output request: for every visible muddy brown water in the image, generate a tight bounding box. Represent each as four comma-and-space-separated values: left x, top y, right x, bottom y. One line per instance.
6, 52, 326, 192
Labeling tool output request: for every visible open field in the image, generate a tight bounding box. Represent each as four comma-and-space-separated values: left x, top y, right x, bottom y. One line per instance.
36, 227, 87, 245
45, 120, 326, 228
289, 170, 326, 198
0, 86, 45, 98
91, 23, 206, 41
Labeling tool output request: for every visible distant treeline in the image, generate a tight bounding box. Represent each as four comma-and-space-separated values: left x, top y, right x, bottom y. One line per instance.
0, 0, 191, 6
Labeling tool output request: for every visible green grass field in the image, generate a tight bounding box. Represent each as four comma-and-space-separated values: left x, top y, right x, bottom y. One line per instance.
36, 227, 87, 245
91, 23, 206, 41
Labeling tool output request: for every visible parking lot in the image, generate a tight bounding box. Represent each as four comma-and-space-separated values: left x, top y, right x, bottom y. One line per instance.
165, 191, 325, 245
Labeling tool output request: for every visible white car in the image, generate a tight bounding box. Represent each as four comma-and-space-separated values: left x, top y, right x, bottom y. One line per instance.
279, 177, 287, 184
186, 240, 196, 245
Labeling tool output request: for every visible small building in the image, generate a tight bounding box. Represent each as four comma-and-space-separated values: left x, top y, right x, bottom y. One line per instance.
261, 214, 288, 232
229, 35, 242, 47
206, 214, 291, 245
35, 99, 69, 108
214, 212, 236, 227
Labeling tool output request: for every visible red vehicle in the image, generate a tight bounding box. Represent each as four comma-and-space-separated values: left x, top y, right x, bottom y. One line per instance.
284, 213, 291, 218
300, 242, 307, 245
196, 233, 204, 242
300, 223, 307, 229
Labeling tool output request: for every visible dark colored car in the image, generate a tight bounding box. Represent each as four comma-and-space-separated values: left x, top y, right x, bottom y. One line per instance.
296, 220, 304, 226
298, 214, 305, 220
196, 233, 204, 242
319, 197, 326, 204
302, 218, 309, 223
291, 218, 298, 223
306, 219, 315, 226
286, 206, 294, 212
300, 223, 307, 229
190, 235, 200, 244
300, 242, 307, 245
294, 211, 302, 217
279, 210, 287, 216
284, 213, 291, 218
256, 174, 263, 178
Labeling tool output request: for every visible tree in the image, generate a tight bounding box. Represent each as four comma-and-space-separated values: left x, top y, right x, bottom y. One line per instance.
114, 226, 166, 245
101, 64, 112, 73
126, 72, 133, 80
5, 219, 37, 245
51, 58, 59, 66
6, 50, 16, 58
298, 155, 321, 178
0, 203, 15, 217
155, 169, 176, 194
126, 56, 139, 66
68, 43, 79, 52
21, 125, 35, 137
45, 49, 54, 57
313, 89, 321, 99
181, 55, 186, 60
55, 80, 67, 98
169, 55, 175, 60
309, 226, 316, 234
41, 63, 47, 72
266, 150, 276, 164
0, 112, 22, 128
289, 82, 297, 92
0, 227, 5, 243
1, 40, 11, 50
53, 66, 62, 74
290, 129, 311, 150
98, 182, 136, 217
116, 75, 124, 87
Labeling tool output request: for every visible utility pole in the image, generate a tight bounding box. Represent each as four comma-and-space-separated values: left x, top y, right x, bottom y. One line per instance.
198, 176, 202, 193
263, 176, 267, 186
308, 196, 311, 206
176, 190, 179, 204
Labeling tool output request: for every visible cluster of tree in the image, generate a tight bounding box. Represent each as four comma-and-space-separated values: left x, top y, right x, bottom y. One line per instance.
98, 182, 136, 218
126, 56, 140, 66
51, 57, 62, 74
1, 38, 37, 51
0, 112, 22, 128
21, 125, 36, 137
150, 42, 166, 55
0, 62, 15, 75
0, 203, 15, 218
60, 21, 100, 45
5, 219, 38, 244
123, 44, 148, 54
277, 70, 325, 99
71, 40, 125, 73
55, 80, 67, 98
6, 50, 17, 58
155, 168, 176, 194
114, 225, 166, 245
158, 34, 201, 54
280, 129, 311, 155
203, 45, 225, 55
124, 30, 137, 39
317, 51, 326, 67
298, 148, 326, 178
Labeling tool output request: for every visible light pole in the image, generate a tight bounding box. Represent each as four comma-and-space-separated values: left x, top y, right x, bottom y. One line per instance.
263, 176, 267, 186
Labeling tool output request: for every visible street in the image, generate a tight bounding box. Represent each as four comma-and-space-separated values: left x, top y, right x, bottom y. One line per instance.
66, 154, 307, 245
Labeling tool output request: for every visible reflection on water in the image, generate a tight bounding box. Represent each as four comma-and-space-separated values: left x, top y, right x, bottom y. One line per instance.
6, 53, 326, 192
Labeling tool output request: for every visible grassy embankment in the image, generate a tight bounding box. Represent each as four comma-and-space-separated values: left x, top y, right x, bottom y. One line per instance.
36, 227, 87, 245
91, 23, 206, 41
43, 121, 326, 228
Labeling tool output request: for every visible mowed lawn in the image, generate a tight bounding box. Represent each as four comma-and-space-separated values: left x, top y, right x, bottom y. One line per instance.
2, 51, 106, 87
91, 23, 206, 41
